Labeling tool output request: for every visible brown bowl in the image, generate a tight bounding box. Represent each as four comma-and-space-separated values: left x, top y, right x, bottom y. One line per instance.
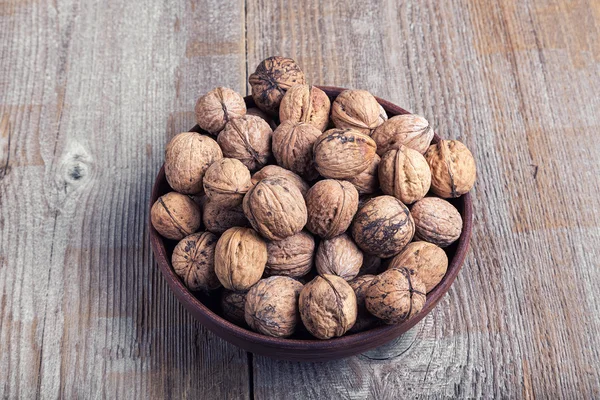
149, 86, 473, 362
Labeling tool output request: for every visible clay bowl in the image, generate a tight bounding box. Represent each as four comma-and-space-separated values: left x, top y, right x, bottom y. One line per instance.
149, 86, 473, 362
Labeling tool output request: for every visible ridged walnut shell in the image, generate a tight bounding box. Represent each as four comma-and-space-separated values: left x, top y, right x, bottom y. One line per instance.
424, 140, 476, 198
315, 234, 363, 281
371, 114, 433, 156
251, 165, 310, 197
203, 158, 252, 207
347, 154, 380, 194
313, 128, 377, 179
348, 275, 378, 332
165, 132, 223, 194
365, 267, 426, 324
266, 231, 315, 277
411, 197, 462, 247
172, 232, 220, 291
249, 56, 306, 115
351, 195, 415, 258
388, 241, 448, 292
217, 115, 273, 171
245, 276, 304, 338
279, 84, 331, 131
331, 89, 383, 135
379, 147, 431, 204
243, 177, 308, 241
272, 120, 321, 180
194, 87, 247, 134
202, 201, 248, 234
247, 107, 276, 130
151, 192, 202, 240
305, 179, 359, 239
299, 274, 357, 339
221, 290, 248, 326
214, 227, 267, 291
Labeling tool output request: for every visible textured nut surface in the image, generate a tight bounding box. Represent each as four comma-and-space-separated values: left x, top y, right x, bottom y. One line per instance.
379, 147, 431, 204
351, 195, 415, 258
272, 120, 321, 180
203, 158, 252, 207
246, 107, 275, 129
425, 140, 476, 198
411, 197, 462, 247
371, 114, 433, 156
151, 192, 202, 240
347, 154, 380, 194
266, 231, 315, 277
221, 290, 248, 326
202, 201, 248, 234
279, 84, 331, 131
348, 274, 378, 332
299, 274, 357, 339
331, 89, 383, 135
194, 87, 246, 134
172, 232, 220, 291
165, 132, 223, 194
249, 56, 306, 115
251, 165, 309, 197
243, 177, 308, 240
315, 234, 363, 281
388, 241, 448, 292
214, 227, 267, 291
245, 276, 304, 338
305, 179, 359, 239
313, 128, 377, 179
217, 115, 273, 171
365, 267, 426, 324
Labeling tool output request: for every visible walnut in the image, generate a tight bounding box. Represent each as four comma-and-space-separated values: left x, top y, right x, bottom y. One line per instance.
202, 200, 248, 234
305, 179, 359, 239
151, 192, 202, 240
371, 114, 433, 156
388, 241, 448, 292
243, 177, 308, 240
348, 275, 378, 332
347, 154, 380, 194
194, 87, 246, 134
251, 165, 309, 197
379, 146, 431, 204
330, 89, 383, 135
164, 132, 223, 194
266, 231, 315, 277
217, 115, 273, 171
411, 197, 462, 247
378, 104, 388, 124
272, 120, 321, 180
359, 254, 383, 276
203, 158, 252, 207
299, 274, 357, 339
313, 128, 377, 179
365, 267, 426, 324
221, 290, 248, 326
315, 234, 363, 281
246, 107, 276, 129
249, 56, 306, 115
214, 227, 267, 291
351, 195, 415, 258
172, 232, 220, 291
424, 140, 476, 198
245, 276, 304, 338
279, 84, 331, 131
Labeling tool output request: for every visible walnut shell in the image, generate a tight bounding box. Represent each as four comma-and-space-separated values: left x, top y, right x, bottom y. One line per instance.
247, 107, 276, 130
313, 128, 377, 179
172, 232, 220, 291
245, 276, 304, 338
214, 227, 267, 291
249, 56, 306, 115
424, 140, 476, 198
266, 231, 315, 277
347, 154, 380, 194
371, 114, 433, 156
365, 267, 426, 324
411, 197, 462, 247
351, 195, 415, 258
251, 165, 310, 197
164, 132, 223, 194
330, 89, 383, 135
151, 192, 202, 240
279, 84, 331, 131
202, 201, 248, 234
315, 234, 363, 281
203, 158, 252, 207
217, 115, 273, 171
305, 179, 359, 239
272, 121, 321, 180
243, 177, 308, 240
299, 274, 357, 339
379, 146, 431, 204
359, 254, 384, 276
194, 87, 247, 134
378, 104, 388, 124
348, 275, 378, 332
221, 290, 248, 326
388, 241, 448, 292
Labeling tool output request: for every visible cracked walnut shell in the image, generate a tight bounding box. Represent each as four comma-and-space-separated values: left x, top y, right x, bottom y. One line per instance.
313, 128, 377, 179
425, 140, 476, 198
411, 197, 462, 247
315, 233, 363, 281
151, 192, 202, 240
251, 165, 310, 198
266, 231, 315, 278
272, 120, 321, 180
348, 274, 378, 333
388, 241, 448, 292
371, 114, 433, 156
172, 232, 220, 291
217, 115, 273, 171
305, 179, 359, 239
279, 84, 331, 132
195, 87, 246, 134
331, 89, 383, 135
379, 146, 431, 204
203, 158, 252, 207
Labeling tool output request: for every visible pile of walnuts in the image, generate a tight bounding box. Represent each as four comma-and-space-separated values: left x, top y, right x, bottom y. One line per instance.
151, 56, 476, 340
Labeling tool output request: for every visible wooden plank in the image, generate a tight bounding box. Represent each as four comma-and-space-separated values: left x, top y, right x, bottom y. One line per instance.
246, 0, 600, 398
0, 0, 250, 398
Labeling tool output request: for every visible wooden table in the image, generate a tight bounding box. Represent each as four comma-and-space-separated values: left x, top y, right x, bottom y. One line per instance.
1, 0, 599, 398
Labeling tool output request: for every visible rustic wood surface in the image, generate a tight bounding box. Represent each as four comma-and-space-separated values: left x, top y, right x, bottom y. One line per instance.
1, 0, 599, 398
